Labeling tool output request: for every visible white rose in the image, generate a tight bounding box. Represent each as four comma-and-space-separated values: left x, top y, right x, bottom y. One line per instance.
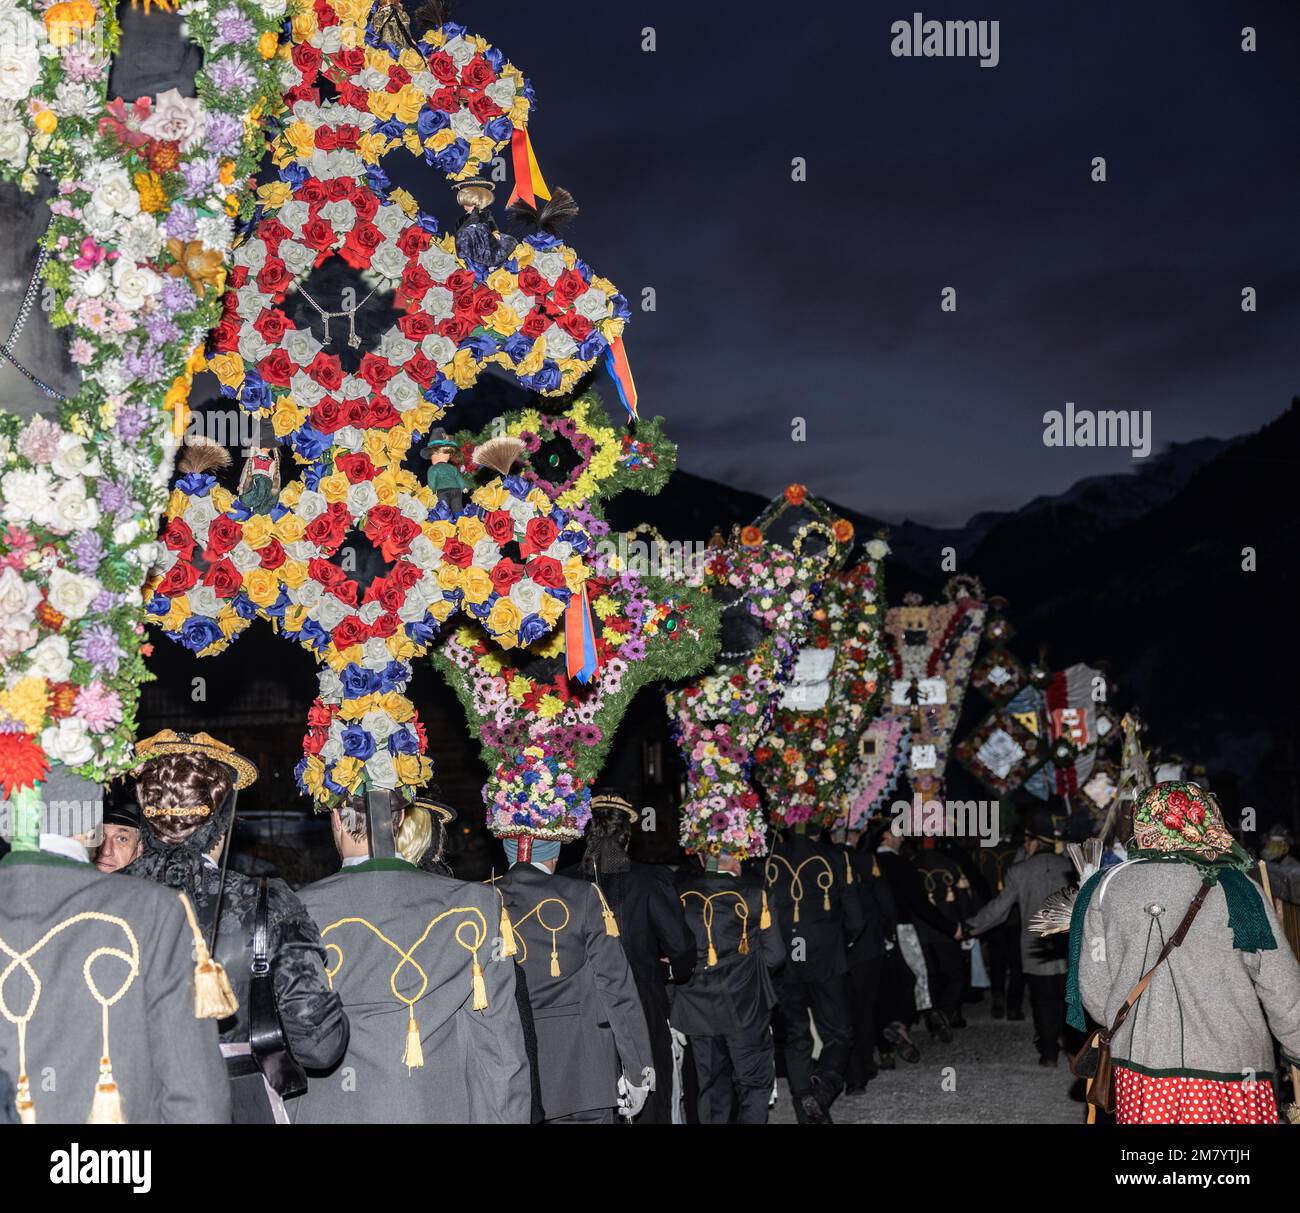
346, 480, 379, 515
422, 285, 453, 322
332, 427, 363, 453
186, 585, 221, 618
284, 326, 324, 365
112, 260, 162, 312
361, 637, 390, 667
532, 250, 566, 282
485, 79, 517, 110
320, 735, 343, 763
288, 369, 325, 407
542, 324, 577, 362
111, 519, 141, 547
340, 378, 369, 399
360, 710, 394, 742
0, 566, 38, 622
369, 242, 407, 283
373, 205, 405, 239
279, 238, 316, 278
52, 433, 100, 480
47, 480, 101, 534
420, 246, 458, 280
47, 568, 100, 619
238, 238, 268, 275
386, 373, 422, 411
229, 543, 262, 573
407, 535, 436, 567
575, 288, 610, 321
96, 169, 141, 218
443, 35, 475, 67
139, 89, 206, 151
358, 600, 383, 625
184, 494, 217, 528
295, 490, 327, 523
238, 328, 272, 365
396, 594, 426, 624
472, 537, 500, 567
318, 667, 343, 700
364, 751, 397, 789
866, 538, 890, 561
293, 580, 323, 610
42, 718, 95, 767
396, 493, 425, 523
0, 10, 41, 104
0, 117, 27, 168
510, 580, 543, 616
1, 467, 50, 523
318, 199, 356, 233
313, 595, 348, 631
30, 634, 72, 681
376, 327, 415, 363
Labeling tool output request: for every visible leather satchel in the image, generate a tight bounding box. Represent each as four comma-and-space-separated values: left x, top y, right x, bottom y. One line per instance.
1070, 877, 1212, 1113
248, 877, 308, 1100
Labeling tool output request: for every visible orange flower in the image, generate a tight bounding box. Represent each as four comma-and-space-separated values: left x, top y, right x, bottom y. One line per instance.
0, 733, 49, 798
36, 600, 64, 631
49, 681, 78, 720
832, 518, 855, 543
739, 525, 762, 547
784, 483, 807, 506
147, 142, 180, 174
44, 0, 96, 47
134, 171, 168, 214
166, 239, 226, 295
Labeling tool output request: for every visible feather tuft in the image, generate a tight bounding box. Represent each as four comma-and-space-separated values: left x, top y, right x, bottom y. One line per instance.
178, 437, 231, 476
507, 186, 579, 235
1029, 888, 1079, 937
413, 0, 450, 35
473, 435, 526, 476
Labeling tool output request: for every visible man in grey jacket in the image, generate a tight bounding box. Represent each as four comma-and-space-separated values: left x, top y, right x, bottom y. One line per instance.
0, 825, 230, 1123
496, 835, 655, 1123
293, 797, 531, 1124
964, 809, 1074, 1065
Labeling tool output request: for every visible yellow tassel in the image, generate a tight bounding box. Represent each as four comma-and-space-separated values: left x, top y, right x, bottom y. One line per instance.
760, 891, 771, 930
499, 902, 517, 957
945, 887, 955, 903
823, 890, 831, 912
706, 942, 718, 968
871, 856, 880, 877
793, 901, 800, 925
88, 1057, 124, 1125
471, 961, 488, 1012
594, 884, 619, 937
178, 892, 238, 1018
550, 948, 560, 978
844, 854, 854, 885
15, 1074, 34, 1124
402, 1014, 424, 1071
738, 933, 750, 956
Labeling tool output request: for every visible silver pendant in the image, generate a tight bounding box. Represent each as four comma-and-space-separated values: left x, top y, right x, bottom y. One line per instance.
348, 333, 361, 349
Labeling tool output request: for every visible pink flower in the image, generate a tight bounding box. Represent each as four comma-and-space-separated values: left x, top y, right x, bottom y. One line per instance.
73, 683, 123, 734
69, 339, 94, 366
17, 416, 62, 464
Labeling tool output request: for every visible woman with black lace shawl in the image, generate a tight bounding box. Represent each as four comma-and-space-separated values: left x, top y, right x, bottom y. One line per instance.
125, 731, 348, 1123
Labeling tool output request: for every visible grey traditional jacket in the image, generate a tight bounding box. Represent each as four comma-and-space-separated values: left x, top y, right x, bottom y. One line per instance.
671, 870, 785, 1036
967, 848, 1073, 975
292, 858, 530, 1124
1078, 858, 1300, 1080
0, 851, 230, 1123
497, 864, 653, 1120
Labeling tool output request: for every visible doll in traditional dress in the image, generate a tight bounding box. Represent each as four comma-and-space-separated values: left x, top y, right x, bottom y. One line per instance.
422, 428, 470, 514
454, 179, 517, 270
238, 445, 280, 515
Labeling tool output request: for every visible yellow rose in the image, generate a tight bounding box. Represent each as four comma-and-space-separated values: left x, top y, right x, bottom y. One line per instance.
363, 429, 391, 466
240, 515, 274, 550
485, 304, 521, 337
426, 128, 455, 153
274, 515, 307, 546
216, 609, 244, 640
318, 472, 350, 504
33, 109, 56, 135
278, 560, 308, 590
410, 402, 442, 434
508, 96, 530, 126
449, 347, 481, 388
468, 135, 495, 168
456, 515, 487, 546
486, 598, 523, 643
332, 756, 362, 792
337, 697, 367, 721
366, 47, 395, 73
164, 490, 188, 522
472, 481, 509, 511
283, 604, 310, 633
207, 351, 245, 388
161, 596, 191, 632
563, 555, 588, 593
514, 340, 544, 377
486, 268, 517, 295
210, 486, 234, 514
526, 488, 553, 514
258, 30, 279, 58
427, 599, 454, 626
435, 563, 462, 592
460, 565, 492, 605
392, 85, 423, 125
538, 592, 565, 628
394, 753, 425, 786
241, 568, 280, 608
283, 120, 316, 159
386, 427, 411, 464
272, 396, 307, 437
386, 633, 418, 661
290, 10, 318, 41
513, 242, 534, 269
389, 186, 418, 216
425, 519, 455, 546
379, 692, 414, 723
300, 755, 325, 797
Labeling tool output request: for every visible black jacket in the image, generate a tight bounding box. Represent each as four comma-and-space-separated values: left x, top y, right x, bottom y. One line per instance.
761, 832, 865, 980
837, 844, 897, 964
671, 870, 784, 1035
874, 845, 959, 937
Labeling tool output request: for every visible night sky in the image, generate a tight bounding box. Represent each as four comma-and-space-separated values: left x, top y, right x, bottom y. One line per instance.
459, 1, 1298, 526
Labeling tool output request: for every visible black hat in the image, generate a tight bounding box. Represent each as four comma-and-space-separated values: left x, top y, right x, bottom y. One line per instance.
422, 427, 458, 455
1027, 807, 1064, 844
102, 780, 141, 830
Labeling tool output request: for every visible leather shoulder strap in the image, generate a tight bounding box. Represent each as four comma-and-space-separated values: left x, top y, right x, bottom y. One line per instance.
252, 876, 270, 976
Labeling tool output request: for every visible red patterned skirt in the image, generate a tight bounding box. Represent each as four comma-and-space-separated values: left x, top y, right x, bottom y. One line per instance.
1114, 1066, 1278, 1124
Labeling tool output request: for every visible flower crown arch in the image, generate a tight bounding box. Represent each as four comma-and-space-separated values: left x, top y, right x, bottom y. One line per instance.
666, 489, 849, 861
0, 0, 285, 790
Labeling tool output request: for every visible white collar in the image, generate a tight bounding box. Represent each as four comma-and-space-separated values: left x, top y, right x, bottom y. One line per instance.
40, 834, 90, 864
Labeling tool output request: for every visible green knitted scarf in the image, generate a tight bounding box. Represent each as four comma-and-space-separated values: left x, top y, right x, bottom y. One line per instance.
1065, 854, 1275, 1032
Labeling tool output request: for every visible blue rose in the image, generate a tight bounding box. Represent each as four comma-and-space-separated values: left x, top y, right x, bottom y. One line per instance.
428, 375, 457, 405
341, 724, 375, 761
406, 619, 437, 647
293, 425, 331, 461
417, 212, 441, 238
501, 333, 533, 364
378, 661, 410, 693
239, 371, 270, 413
280, 163, 308, 191
387, 726, 419, 756
577, 333, 606, 362
147, 593, 170, 618
180, 615, 222, 653
341, 663, 378, 698
466, 599, 492, 621
461, 332, 495, 360
483, 47, 504, 72
231, 593, 259, 621
175, 472, 214, 497
365, 164, 392, 197
299, 619, 330, 651
417, 108, 448, 140
502, 474, 530, 498
484, 115, 512, 143
522, 361, 561, 393
432, 139, 469, 176
518, 612, 549, 647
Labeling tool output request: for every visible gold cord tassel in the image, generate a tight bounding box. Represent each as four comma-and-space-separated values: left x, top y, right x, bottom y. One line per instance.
792, 900, 800, 925
760, 891, 771, 930
823, 890, 831, 912
706, 941, 718, 968
402, 1013, 424, 1071
550, 946, 560, 978
88, 1056, 124, 1124
945, 887, 955, 903
471, 960, 488, 1013
499, 902, 518, 957
845, 854, 854, 885
871, 856, 880, 877
15, 1074, 34, 1124
178, 892, 238, 1019
738, 929, 750, 956
594, 885, 619, 937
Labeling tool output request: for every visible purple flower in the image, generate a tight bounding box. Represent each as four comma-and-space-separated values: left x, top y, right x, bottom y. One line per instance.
181, 156, 220, 196
69, 530, 104, 575
115, 404, 150, 442
124, 341, 166, 385
96, 477, 130, 515
144, 311, 181, 345
90, 590, 118, 616
165, 204, 198, 242
205, 111, 243, 156
160, 277, 194, 312
74, 626, 121, 681
211, 10, 256, 47
207, 55, 255, 94
621, 637, 646, 661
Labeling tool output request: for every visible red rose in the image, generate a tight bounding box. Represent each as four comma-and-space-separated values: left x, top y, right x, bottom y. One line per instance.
333, 615, 370, 649
389, 560, 421, 590
324, 177, 356, 201
388, 64, 411, 88
258, 348, 295, 388
397, 226, 431, 257
526, 555, 565, 589
521, 516, 559, 557
446, 268, 475, 295
1162, 812, 1182, 830
258, 539, 287, 569
429, 86, 459, 114
338, 80, 369, 110
162, 517, 195, 559
300, 217, 336, 251
402, 351, 437, 387
228, 265, 248, 290
371, 578, 405, 614
468, 93, 502, 125
483, 510, 514, 544
336, 452, 376, 484
306, 512, 344, 550
468, 286, 499, 323
1187, 804, 1205, 824
291, 42, 322, 78
557, 310, 593, 341
378, 516, 421, 561
520, 308, 549, 339
211, 314, 240, 353
401, 262, 433, 298
305, 351, 344, 391
442, 538, 473, 569
344, 399, 368, 428
314, 126, 339, 152
204, 515, 242, 557
337, 47, 365, 75
255, 257, 289, 295
352, 190, 379, 222
358, 352, 398, 390
158, 559, 199, 597
489, 559, 524, 596
398, 311, 436, 341
302, 729, 326, 757
341, 221, 383, 268
257, 217, 292, 253
296, 178, 327, 206
332, 124, 361, 151
307, 700, 335, 728
429, 50, 458, 83
365, 398, 401, 429
311, 397, 346, 434
365, 505, 400, 533
437, 316, 473, 343
461, 55, 495, 90
203, 557, 242, 598
517, 266, 550, 298
253, 307, 290, 344
553, 268, 587, 305
1167, 789, 1190, 814
369, 611, 399, 638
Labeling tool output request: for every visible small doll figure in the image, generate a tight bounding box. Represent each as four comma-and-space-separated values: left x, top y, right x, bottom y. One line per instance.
422, 429, 470, 514
238, 444, 280, 515
454, 179, 517, 271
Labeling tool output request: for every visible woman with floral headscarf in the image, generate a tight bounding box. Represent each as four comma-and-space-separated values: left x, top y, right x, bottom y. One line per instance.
1069, 781, 1300, 1123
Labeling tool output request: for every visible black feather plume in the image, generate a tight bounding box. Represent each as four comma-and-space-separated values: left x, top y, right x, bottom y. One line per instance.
507, 186, 579, 235
412, 0, 450, 37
